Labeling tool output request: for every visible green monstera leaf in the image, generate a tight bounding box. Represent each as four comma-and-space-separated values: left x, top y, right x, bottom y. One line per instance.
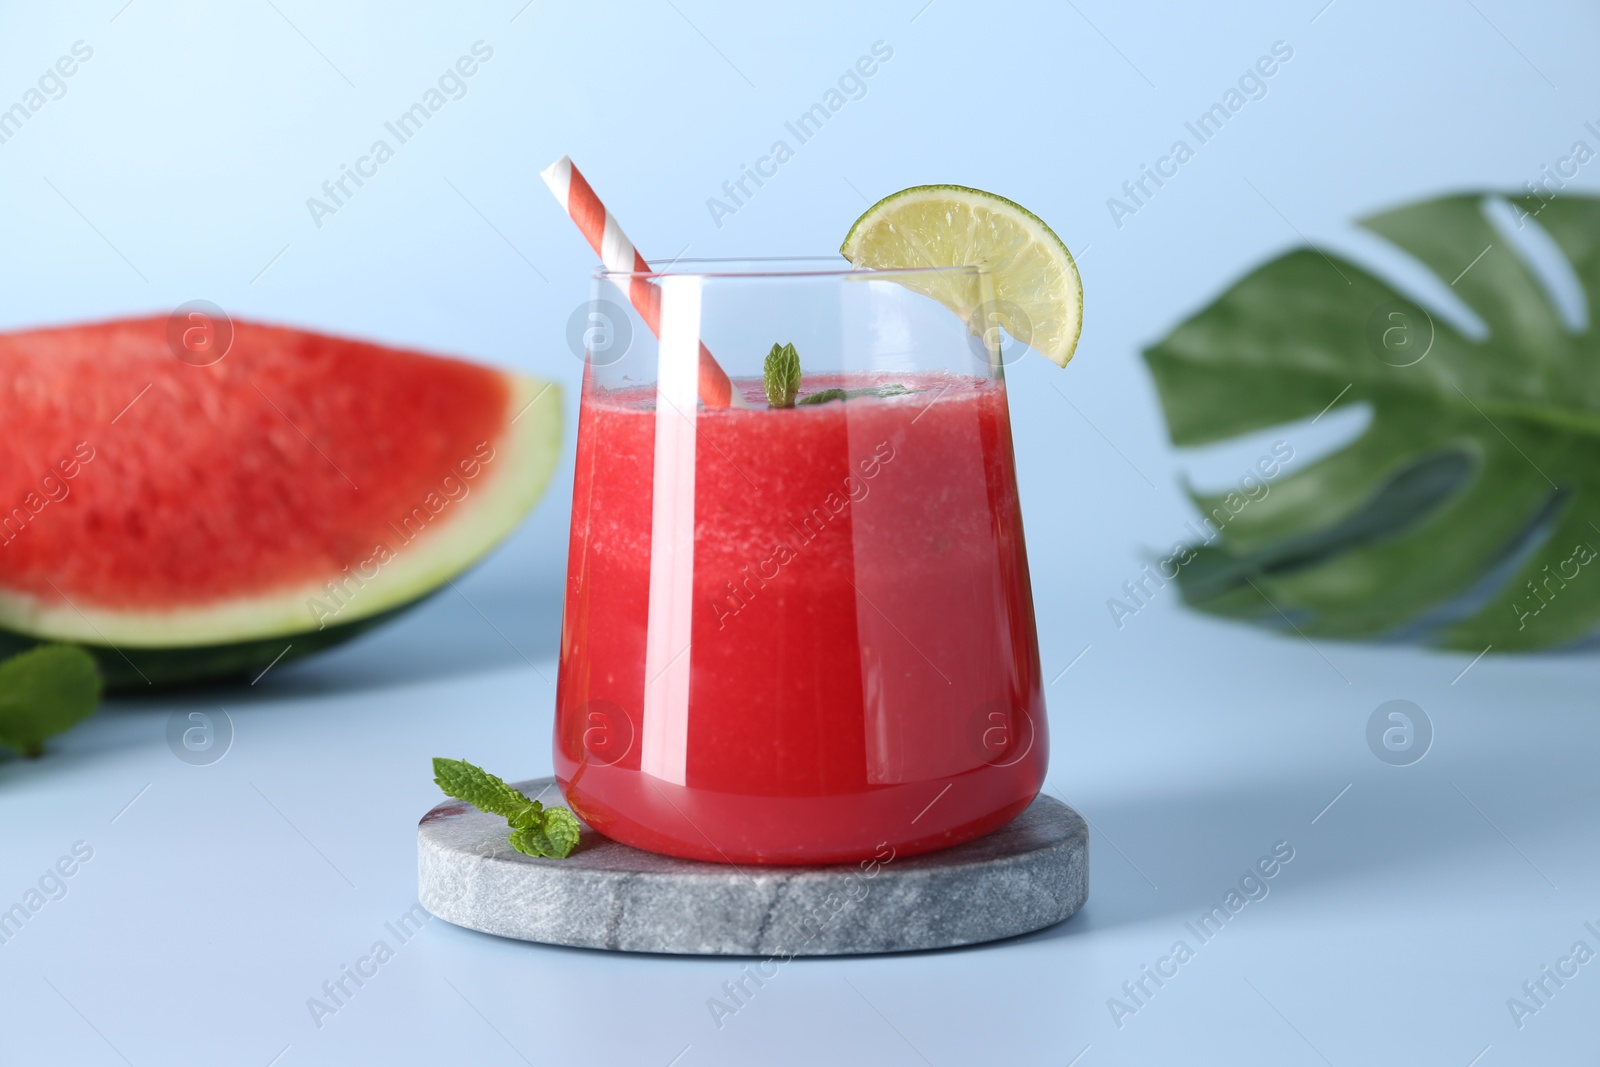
1144, 191, 1600, 651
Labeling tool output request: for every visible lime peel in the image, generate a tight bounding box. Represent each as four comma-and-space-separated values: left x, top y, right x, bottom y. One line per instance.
840, 184, 1083, 367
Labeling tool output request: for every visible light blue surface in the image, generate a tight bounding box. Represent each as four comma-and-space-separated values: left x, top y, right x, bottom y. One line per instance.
2, 1, 1598, 1063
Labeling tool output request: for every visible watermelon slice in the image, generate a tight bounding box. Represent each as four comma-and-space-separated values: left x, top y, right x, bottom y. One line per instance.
0, 317, 562, 690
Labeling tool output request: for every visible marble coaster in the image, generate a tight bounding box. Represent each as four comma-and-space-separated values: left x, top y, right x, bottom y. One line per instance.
417, 777, 1087, 956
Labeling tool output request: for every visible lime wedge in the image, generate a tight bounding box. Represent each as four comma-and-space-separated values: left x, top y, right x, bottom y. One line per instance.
841, 185, 1082, 367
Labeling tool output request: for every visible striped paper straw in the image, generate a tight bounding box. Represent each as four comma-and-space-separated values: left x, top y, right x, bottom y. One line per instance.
540, 155, 739, 410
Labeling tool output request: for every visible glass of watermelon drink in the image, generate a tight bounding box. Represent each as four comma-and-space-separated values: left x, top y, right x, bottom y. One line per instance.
555, 259, 1046, 865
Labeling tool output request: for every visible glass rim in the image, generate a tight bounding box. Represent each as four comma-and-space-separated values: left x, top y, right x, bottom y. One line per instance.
594, 256, 989, 281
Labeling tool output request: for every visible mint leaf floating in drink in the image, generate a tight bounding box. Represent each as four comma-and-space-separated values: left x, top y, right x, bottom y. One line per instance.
762, 342, 918, 407
0, 645, 102, 759
763, 342, 802, 408
431, 757, 580, 859
798, 384, 917, 405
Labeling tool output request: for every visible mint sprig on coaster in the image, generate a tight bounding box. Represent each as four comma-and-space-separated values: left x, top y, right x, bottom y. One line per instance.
432, 757, 581, 859
0, 645, 102, 758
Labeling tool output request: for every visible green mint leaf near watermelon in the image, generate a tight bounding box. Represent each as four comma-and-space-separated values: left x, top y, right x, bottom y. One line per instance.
0, 645, 101, 758
0, 317, 562, 690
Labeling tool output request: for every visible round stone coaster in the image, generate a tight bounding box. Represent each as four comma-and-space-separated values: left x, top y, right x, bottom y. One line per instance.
417, 777, 1088, 955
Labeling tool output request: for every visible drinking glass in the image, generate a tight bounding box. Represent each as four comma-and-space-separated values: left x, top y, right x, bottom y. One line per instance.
554, 258, 1046, 865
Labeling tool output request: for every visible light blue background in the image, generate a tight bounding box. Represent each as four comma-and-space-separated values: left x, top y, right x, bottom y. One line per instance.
2, 1, 1598, 1064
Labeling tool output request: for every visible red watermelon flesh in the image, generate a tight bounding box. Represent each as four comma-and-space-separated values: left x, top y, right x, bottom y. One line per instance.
0, 317, 561, 651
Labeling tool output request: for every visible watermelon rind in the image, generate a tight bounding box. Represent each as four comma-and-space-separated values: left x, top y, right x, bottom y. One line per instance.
0, 600, 421, 691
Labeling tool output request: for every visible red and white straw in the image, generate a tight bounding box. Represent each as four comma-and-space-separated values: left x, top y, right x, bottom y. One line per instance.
540, 155, 739, 410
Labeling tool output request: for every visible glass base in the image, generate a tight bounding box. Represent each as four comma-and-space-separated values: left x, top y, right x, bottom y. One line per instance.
555, 753, 1046, 866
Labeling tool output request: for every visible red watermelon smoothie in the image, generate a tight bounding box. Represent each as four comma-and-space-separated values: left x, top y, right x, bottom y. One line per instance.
555, 372, 1046, 865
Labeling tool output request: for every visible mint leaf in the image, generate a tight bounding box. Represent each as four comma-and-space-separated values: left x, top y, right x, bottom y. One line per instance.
0, 645, 102, 759
432, 757, 582, 859
432, 757, 539, 822
508, 822, 552, 858
797, 384, 916, 406
798, 386, 847, 405
510, 807, 580, 858
764, 342, 801, 408
540, 807, 581, 858
508, 804, 544, 829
